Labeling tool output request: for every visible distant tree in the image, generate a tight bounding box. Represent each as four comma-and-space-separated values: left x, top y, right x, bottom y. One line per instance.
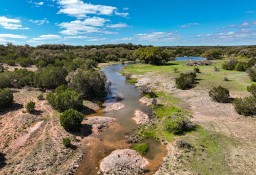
201, 49, 223, 60
222, 59, 238, 70
60, 109, 84, 132
0, 89, 13, 109
133, 47, 174, 65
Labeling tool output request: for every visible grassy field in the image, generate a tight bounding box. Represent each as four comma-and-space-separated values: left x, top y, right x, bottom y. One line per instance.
124, 60, 255, 91
122, 60, 253, 175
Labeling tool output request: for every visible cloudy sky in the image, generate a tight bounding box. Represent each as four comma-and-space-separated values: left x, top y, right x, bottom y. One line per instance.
1, 0, 256, 46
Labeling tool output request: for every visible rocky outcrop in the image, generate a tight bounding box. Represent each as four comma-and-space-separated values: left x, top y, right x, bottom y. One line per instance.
99, 149, 149, 175
132, 110, 150, 125
103, 99, 125, 112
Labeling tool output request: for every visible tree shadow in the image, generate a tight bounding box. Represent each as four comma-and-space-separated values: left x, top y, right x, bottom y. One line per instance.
80, 106, 96, 115
0, 103, 23, 115
33, 110, 44, 115
69, 124, 93, 137
0, 152, 6, 169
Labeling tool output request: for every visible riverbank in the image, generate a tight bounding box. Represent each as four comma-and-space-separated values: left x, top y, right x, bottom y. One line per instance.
122, 60, 256, 175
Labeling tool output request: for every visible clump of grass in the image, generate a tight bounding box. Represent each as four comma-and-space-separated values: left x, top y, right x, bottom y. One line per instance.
62, 138, 71, 148
127, 78, 138, 85
133, 143, 149, 155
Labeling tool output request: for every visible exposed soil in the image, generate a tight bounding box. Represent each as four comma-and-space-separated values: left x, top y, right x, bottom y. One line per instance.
0, 89, 84, 175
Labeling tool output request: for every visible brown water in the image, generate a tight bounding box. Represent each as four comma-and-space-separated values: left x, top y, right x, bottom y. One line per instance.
75, 64, 166, 175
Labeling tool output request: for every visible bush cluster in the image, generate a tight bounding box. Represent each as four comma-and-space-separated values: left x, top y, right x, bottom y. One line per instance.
26, 101, 35, 113
46, 86, 83, 112
176, 72, 197, 90
0, 89, 13, 109
209, 86, 230, 103
163, 115, 193, 134
246, 67, 256, 82
60, 109, 84, 132
233, 84, 256, 116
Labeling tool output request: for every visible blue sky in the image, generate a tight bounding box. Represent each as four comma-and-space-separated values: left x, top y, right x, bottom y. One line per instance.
0, 0, 256, 46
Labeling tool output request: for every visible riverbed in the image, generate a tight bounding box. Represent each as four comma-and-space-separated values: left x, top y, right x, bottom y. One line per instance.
75, 64, 166, 175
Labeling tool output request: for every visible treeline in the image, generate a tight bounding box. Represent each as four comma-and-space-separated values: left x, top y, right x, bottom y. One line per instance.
1, 43, 256, 67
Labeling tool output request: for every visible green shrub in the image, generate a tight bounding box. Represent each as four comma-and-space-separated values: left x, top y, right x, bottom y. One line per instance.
67, 69, 107, 100
0, 73, 12, 89
247, 58, 256, 67
26, 101, 35, 113
0, 89, 13, 109
246, 67, 256, 82
46, 87, 83, 112
233, 97, 256, 116
194, 67, 201, 73
163, 115, 193, 134
62, 138, 71, 148
209, 86, 230, 103
17, 57, 33, 67
12, 69, 34, 87
37, 94, 44, 100
34, 66, 68, 89
176, 72, 197, 90
247, 84, 256, 98
60, 109, 84, 131
235, 62, 248, 71
222, 59, 238, 70
133, 143, 149, 155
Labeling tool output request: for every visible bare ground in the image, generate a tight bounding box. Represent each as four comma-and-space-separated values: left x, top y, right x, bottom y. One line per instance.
132, 72, 256, 175
0, 89, 83, 175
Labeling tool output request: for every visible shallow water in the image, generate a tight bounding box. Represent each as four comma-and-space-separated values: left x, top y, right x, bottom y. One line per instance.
75, 64, 166, 175
176, 56, 207, 61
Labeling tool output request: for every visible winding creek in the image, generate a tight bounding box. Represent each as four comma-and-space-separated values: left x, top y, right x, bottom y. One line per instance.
75, 64, 166, 175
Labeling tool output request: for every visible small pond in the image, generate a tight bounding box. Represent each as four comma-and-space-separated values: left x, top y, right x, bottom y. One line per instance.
175, 56, 207, 61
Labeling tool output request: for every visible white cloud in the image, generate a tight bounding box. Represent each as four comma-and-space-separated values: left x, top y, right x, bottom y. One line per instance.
0, 34, 27, 39
107, 23, 128, 28
28, 34, 61, 42
57, 0, 128, 18
0, 16, 29, 30
58, 17, 109, 35
29, 18, 49, 25
135, 32, 179, 42
83, 17, 109, 26
115, 32, 180, 44
34, 1, 44, 6
114, 12, 129, 17
180, 23, 199, 28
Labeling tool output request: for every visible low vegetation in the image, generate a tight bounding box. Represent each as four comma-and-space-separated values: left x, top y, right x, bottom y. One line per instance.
163, 114, 194, 134
46, 86, 83, 112
209, 86, 230, 103
176, 72, 197, 90
132, 143, 149, 155
0, 89, 13, 109
60, 109, 84, 132
62, 138, 72, 148
26, 101, 35, 114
